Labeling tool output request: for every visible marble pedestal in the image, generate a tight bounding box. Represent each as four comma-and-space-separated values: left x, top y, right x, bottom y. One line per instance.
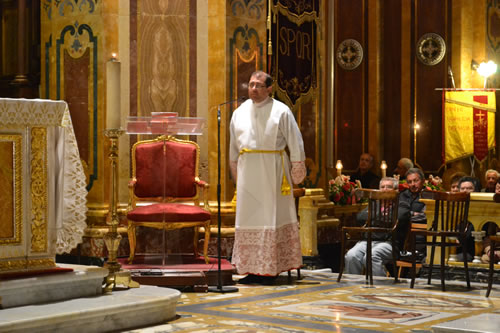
0, 264, 108, 308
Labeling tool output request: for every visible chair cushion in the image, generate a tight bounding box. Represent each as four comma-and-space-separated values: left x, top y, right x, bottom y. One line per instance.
127, 203, 211, 222
134, 140, 197, 198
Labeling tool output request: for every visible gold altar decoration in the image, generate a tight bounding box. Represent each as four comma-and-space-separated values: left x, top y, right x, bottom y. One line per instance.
0, 98, 87, 273
0, 134, 22, 245
31, 127, 48, 253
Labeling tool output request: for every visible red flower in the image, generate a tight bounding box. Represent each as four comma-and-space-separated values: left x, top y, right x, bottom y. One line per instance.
398, 183, 409, 191
334, 193, 341, 202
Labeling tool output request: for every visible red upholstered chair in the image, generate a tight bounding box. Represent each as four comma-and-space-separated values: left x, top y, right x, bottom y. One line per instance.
127, 136, 211, 264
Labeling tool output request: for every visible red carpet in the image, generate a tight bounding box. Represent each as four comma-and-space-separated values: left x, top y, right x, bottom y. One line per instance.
0, 267, 74, 280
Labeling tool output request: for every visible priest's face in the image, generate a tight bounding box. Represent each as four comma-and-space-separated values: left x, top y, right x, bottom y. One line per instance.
248, 75, 272, 103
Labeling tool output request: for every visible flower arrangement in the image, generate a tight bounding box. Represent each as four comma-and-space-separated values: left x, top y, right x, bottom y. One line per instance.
328, 175, 360, 205
424, 175, 444, 191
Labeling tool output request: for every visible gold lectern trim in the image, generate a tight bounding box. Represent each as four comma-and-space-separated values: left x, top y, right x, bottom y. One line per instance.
0, 258, 56, 272
0, 134, 23, 245
31, 127, 48, 252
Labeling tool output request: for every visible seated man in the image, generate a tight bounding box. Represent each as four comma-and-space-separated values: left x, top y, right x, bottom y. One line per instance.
344, 177, 411, 276
398, 168, 427, 260
394, 158, 413, 180
455, 176, 479, 262
350, 153, 381, 189
481, 169, 499, 193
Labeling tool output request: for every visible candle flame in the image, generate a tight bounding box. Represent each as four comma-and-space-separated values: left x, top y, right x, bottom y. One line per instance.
380, 160, 387, 170
335, 160, 343, 170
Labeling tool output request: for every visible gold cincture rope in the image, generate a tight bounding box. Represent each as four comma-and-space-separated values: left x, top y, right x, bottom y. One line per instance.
239, 148, 291, 195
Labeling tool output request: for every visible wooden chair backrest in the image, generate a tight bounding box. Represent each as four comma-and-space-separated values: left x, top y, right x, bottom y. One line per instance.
421, 190, 470, 233
355, 189, 400, 229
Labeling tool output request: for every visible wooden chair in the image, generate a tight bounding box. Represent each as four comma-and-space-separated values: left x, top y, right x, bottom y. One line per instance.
127, 135, 211, 264
395, 223, 427, 278
410, 190, 471, 291
486, 235, 500, 297
337, 189, 400, 285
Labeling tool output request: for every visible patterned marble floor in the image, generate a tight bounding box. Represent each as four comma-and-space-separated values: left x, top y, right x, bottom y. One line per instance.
127, 269, 500, 333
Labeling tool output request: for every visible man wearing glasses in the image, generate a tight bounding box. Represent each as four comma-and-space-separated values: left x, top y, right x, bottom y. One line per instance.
229, 71, 306, 285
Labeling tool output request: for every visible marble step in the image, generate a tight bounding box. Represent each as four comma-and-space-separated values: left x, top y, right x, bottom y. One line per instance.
0, 285, 180, 333
0, 264, 108, 308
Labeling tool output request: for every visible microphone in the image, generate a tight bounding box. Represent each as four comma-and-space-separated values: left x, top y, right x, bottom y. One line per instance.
448, 66, 456, 89
218, 96, 247, 107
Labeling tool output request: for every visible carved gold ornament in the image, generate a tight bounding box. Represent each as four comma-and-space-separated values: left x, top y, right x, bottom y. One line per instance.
416, 33, 446, 66
31, 127, 48, 252
336, 39, 363, 70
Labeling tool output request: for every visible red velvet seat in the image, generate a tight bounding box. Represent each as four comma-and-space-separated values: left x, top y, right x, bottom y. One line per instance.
127, 136, 211, 264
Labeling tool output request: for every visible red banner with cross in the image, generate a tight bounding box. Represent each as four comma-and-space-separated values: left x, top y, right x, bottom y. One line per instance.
442, 90, 496, 163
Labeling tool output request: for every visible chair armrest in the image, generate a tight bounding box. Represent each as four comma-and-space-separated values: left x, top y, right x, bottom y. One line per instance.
195, 177, 210, 208
128, 178, 137, 210
195, 177, 209, 188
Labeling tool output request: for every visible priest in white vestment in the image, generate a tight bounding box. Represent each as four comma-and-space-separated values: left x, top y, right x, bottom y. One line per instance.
229, 71, 306, 284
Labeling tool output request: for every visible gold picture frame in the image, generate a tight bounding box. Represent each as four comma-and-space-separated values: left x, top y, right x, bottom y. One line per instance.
0, 134, 22, 245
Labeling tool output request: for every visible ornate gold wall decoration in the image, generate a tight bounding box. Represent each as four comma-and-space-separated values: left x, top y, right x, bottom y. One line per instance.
0, 134, 22, 245
336, 39, 363, 70
416, 33, 446, 66
31, 127, 48, 253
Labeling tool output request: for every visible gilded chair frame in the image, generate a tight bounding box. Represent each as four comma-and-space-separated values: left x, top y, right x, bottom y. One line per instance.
127, 135, 211, 264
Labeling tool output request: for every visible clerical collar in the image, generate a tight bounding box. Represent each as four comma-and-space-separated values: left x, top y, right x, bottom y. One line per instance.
253, 97, 271, 108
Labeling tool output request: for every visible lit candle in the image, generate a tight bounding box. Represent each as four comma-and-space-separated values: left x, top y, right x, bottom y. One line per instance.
106, 53, 121, 129
335, 160, 343, 177
380, 160, 387, 178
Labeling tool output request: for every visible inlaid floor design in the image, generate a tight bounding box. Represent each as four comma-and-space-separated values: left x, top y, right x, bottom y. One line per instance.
128, 270, 500, 332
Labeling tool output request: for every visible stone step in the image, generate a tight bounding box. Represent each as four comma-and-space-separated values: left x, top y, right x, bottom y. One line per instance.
0, 285, 180, 333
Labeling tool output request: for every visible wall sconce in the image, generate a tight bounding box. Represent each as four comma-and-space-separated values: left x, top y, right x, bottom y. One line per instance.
380, 160, 387, 178
472, 60, 497, 88
336, 160, 343, 177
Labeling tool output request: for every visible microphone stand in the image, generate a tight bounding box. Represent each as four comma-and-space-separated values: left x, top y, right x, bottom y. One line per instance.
208, 98, 243, 293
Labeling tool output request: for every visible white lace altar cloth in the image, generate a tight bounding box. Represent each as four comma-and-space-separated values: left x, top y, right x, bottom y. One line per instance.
0, 98, 88, 254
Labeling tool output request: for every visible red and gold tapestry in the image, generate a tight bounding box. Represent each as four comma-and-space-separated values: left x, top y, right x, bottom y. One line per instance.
442, 90, 496, 163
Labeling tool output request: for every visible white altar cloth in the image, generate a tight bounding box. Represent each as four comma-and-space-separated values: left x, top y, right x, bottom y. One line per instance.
0, 98, 87, 255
